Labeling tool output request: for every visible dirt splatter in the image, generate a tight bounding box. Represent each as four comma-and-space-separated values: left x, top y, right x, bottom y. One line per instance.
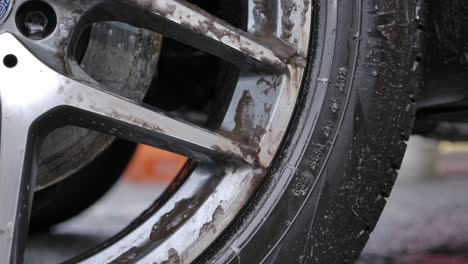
198, 205, 225, 237
160, 248, 180, 264
150, 198, 199, 242
281, 0, 297, 41
110, 246, 142, 264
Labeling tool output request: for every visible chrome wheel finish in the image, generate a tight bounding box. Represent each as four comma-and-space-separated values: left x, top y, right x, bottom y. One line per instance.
0, 0, 312, 262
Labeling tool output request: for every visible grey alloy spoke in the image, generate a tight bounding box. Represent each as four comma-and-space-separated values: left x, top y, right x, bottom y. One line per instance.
79, 0, 301, 72
0, 34, 49, 264
0, 117, 35, 264
54, 77, 259, 164
0, 33, 258, 166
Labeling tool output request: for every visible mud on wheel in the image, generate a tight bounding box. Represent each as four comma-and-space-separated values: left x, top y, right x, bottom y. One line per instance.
0, 0, 424, 263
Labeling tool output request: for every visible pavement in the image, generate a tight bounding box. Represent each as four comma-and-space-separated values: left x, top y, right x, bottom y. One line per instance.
24, 137, 468, 264
357, 176, 468, 264
358, 136, 468, 264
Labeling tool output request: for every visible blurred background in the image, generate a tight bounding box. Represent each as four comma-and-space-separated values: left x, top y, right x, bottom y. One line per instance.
25, 138, 468, 264
358, 137, 468, 264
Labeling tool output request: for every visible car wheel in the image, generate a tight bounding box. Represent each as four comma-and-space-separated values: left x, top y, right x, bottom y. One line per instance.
0, 0, 424, 263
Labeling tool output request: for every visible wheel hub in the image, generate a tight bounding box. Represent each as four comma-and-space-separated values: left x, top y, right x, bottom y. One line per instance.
0, 0, 14, 25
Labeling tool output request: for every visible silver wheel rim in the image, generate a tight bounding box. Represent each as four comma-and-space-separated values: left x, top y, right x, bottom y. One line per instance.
0, 0, 313, 263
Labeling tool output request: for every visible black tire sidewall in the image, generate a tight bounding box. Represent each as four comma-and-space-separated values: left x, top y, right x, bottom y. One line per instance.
199, 0, 422, 263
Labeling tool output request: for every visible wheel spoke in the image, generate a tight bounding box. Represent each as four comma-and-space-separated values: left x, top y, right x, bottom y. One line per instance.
0, 35, 45, 264
0, 33, 258, 165
80, 0, 302, 71
0, 119, 36, 264
54, 77, 258, 164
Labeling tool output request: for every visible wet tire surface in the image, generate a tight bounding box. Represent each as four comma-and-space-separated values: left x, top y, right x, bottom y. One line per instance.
199, 0, 426, 263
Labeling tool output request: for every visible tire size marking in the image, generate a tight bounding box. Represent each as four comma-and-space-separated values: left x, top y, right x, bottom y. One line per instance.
335, 67, 348, 93
291, 65, 349, 197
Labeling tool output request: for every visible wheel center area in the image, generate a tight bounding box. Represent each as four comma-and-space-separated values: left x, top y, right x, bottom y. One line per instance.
0, 0, 14, 25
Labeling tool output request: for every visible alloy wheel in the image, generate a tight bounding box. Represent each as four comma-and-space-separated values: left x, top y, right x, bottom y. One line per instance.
0, 0, 312, 263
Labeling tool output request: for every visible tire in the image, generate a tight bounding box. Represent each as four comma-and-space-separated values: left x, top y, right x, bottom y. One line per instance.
30, 140, 136, 231
198, 0, 425, 263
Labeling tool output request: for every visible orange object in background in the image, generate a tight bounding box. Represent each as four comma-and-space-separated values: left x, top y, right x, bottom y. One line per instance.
124, 144, 187, 183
